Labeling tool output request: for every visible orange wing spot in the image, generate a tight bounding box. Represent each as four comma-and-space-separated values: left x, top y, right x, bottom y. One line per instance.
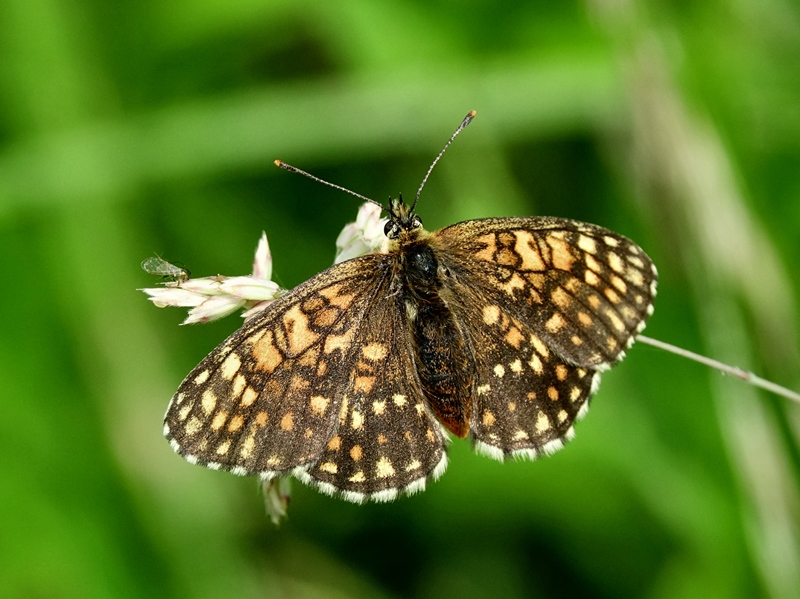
578, 311, 593, 327
514, 230, 546, 271
378, 433, 388, 444
240, 436, 255, 459
354, 376, 375, 394
252, 330, 282, 374
215, 440, 231, 456
426, 428, 435, 442
482, 410, 496, 426
350, 445, 363, 461
610, 275, 628, 294
505, 326, 525, 349
571, 335, 583, 346
280, 412, 294, 431
547, 386, 559, 401
178, 404, 192, 421
326, 435, 341, 451
550, 288, 572, 310
318, 462, 338, 474
282, 304, 320, 355
528, 355, 543, 374
303, 395, 327, 416
482, 304, 501, 325
201, 390, 217, 415
530, 334, 550, 358
316, 360, 328, 376
220, 352, 241, 380
304, 428, 313, 439
577, 234, 597, 254
312, 307, 340, 328
376, 456, 396, 478
392, 394, 407, 407
193, 370, 210, 385
372, 400, 386, 415
585, 270, 601, 287
555, 364, 568, 381
570, 386, 582, 401
349, 471, 366, 483
545, 312, 566, 333
508, 401, 516, 411
362, 343, 388, 361
605, 309, 626, 332
627, 268, 645, 286
585, 254, 602, 273
241, 386, 258, 407
535, 412, 551, 432
547, 234, 576, 272
405, 459, 422, 472
255, 411, 268, 426
231, 374, 246, 399
351, 409, 364, 430
509, 359, 523, 373
228, 415, 244, 432
211, 410, 228, 431
513, 430, 530, 441
607, 251, 625, 273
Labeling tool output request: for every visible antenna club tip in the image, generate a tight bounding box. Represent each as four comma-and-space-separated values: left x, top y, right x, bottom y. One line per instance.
467, 110, 477, 117
274, 159, 284, 167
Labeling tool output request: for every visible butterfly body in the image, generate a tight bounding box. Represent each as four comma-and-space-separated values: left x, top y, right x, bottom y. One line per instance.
164, 192, 657, 503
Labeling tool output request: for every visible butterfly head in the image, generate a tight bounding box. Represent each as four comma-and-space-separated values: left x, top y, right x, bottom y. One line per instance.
384, 194, 423, 240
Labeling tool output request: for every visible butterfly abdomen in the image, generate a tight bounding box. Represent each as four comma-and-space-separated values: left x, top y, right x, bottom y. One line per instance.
401, 241, 474, 437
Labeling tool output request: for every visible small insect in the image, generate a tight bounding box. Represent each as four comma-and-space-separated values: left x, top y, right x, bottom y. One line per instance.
142, 256, 191, 284
163, 112, 657, 503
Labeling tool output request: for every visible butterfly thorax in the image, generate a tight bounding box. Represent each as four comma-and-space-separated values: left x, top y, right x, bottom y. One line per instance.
389, 212, 474, 438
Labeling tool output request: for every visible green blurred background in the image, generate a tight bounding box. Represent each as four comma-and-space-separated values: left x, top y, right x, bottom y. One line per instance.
2, 1, 799, 598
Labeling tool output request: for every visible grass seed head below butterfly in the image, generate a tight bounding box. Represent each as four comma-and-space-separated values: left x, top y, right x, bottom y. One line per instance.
163, 111, 658, 504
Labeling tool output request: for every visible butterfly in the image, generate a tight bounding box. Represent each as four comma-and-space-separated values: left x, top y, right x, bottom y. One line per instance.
163, 111, 657, 503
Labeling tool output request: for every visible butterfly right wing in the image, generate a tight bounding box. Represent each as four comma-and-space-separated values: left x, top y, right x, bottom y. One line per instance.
164, 252, 447, 502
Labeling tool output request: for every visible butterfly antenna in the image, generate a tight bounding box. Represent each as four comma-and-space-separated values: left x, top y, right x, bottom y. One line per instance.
411, 110, 477, 213
274, 160, 383, 210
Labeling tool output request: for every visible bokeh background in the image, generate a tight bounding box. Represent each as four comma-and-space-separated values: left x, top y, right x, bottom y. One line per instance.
2, 1, 799, 598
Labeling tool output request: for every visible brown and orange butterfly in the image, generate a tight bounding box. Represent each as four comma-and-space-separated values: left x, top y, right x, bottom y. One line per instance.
164, 112, 657, 503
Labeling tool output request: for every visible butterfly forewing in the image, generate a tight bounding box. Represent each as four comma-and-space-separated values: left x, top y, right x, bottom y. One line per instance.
435, 218, 657, 369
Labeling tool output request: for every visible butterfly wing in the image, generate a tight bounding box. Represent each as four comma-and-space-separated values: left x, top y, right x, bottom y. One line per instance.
432, 217, 657, 457
164, 253, 447, 502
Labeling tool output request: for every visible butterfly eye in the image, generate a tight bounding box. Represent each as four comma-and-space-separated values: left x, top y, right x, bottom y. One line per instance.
384, 220, 401, 239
